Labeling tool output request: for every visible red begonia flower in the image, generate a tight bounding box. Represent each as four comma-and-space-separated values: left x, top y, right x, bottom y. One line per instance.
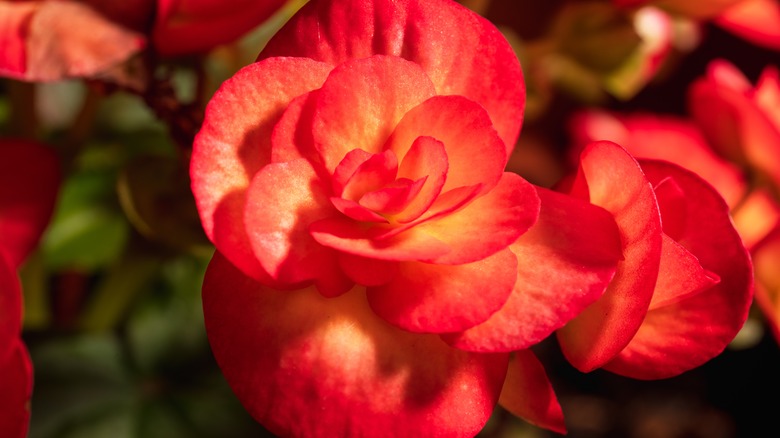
0, 139, 60, 268
568, 110, 747, 209
557, 141, 752, 378
0, 338, 32, 438
152, 0, 289, 56
193, 0, 623, 434
0, 0, 145, 82
0, 252, 31, 438
689, 60, 780, 187
603, 160, 753, 379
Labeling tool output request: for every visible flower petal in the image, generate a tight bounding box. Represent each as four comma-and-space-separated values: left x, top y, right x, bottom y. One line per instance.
418, 172, 540, 265
367, 248, 518, 333
395, 136, 448, 223
191, 57, 331, 280
715, 0, 780, 51
498, 349, 566, 435
386, 95, 507, 194
556, 141, 662, 372
260, 0, 525, 151
444, 188, 621, 352
603, 160, 753, 379
0, 139, 60, 268
312, 55, 436, 172
244, 158, 350, 293
0, 2, 35, 78
0, 339, 32, 438
202, 252, 509, 437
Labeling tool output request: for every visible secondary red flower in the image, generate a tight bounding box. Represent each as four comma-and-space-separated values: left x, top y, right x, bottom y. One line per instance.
0, 138, 60, 438
556, 141, 753, 379
193, 0, 623, 435
0, 0, 287, 82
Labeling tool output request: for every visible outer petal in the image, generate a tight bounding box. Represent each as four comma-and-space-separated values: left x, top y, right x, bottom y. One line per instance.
311, 55, 436, 172
0, 2, 34, 78
260, 0, 525, 152
202, 252, 509, 438
498, 350, 566, 435
191, 57, 332, 281
367, 248, 518, 334
557, 141, 662, 372
152, 0, 288, 55
244, 159, 349, 293
603, 161, 753, 379
385, 95, 507, 195
0, 139, 60, 268
715, 0, 780, 51
0, 339, 32, 438
418, 172, 540, 265
444, 188, 621, 352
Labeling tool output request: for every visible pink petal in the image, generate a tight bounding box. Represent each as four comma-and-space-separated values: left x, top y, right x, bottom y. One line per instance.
191, 57, 331, 281
498, 349, 566, 435
270, 91, 321, 165
152, 0, 288, 55
0, 339, 32, 438
202, 252, 509, 437
260, 0, 525, 152
395, 136, 448, 223
330, 197, 389, 223
603, 160, 753, 379
715, 0, 780, 51
556, 141, 662, 372
416, 172, 540, 265
22, 1, 146, 82
358, 178, 425, 215
0, 139, 60, 268
367, 248, 518, 333
385, 95, 507, 194
647, 234, 719, 310
338, 253, 399, 286
444, 188, 621, 352
244, 158, 350, 293
311, 55, 436, 172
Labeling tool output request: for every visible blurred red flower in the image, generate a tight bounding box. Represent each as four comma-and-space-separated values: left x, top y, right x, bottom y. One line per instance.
0, 138, 60, 438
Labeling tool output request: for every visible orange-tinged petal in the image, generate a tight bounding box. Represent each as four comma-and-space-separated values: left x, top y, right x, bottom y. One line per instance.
732, 188, 780, 249
0, 339, 32, 438
341, 150, 398, 201
312, 55, 436, 172
386, 95, 507, 194
191, 57, 332, 281
203, 252, 509, 438
310, 216, 451, 262
0, 139, 60, 268
603, 160, 753, 379
260, 0, 525, 152
367, 248, 517, 333
244, 159, 350, 293
557, 141, 662, 372
444, 188, 621, 352
270, 91, 321, 166
498, 349, 566, 435
395, 136, 448, 223
419, 172, 540, 265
